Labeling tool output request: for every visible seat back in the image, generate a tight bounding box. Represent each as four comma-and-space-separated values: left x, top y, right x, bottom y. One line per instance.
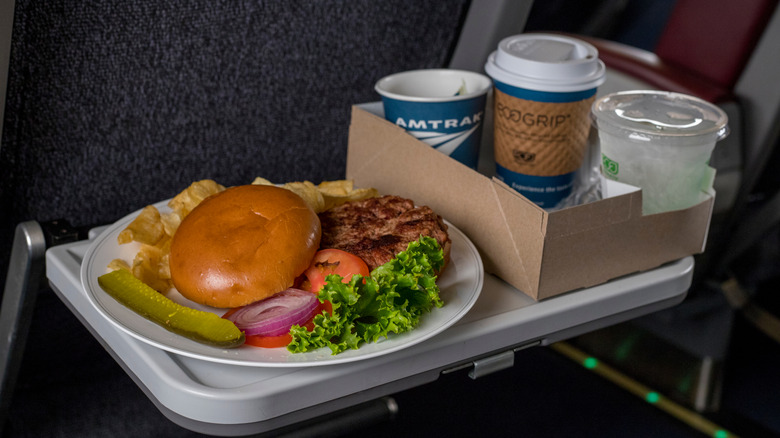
714, 4, 780, 270
653, 0, 777, 91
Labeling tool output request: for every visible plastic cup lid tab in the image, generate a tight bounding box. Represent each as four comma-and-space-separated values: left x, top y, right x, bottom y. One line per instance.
484, 33, 606, 93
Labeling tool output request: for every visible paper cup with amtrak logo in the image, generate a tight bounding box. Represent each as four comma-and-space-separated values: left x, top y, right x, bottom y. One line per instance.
375, 69, 492, 169
485, 34, 606, 208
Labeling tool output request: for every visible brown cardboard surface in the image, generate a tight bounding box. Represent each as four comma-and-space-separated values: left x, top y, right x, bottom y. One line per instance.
346, 105, 714, 300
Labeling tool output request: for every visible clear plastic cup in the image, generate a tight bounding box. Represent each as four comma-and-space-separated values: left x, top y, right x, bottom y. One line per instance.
592, 90, 729, 215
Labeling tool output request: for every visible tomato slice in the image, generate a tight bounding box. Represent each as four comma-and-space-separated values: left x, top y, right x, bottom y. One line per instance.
244, 333, 293, 348
303, 249, 370, 293
221, 249, 363, 350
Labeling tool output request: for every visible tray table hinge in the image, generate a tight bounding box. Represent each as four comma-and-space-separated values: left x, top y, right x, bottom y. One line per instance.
441, 342, 541, 379
468, 350, 515, 379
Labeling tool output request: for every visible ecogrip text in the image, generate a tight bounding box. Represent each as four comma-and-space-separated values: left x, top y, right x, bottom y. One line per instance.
495, 102, 570, 128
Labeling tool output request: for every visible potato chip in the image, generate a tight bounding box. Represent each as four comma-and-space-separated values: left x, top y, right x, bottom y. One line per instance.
167, 179, 225, 217
282, 180, 326, 213
107, 258, 131, 272
132, 242, 172, 293
321, 186, 379, 211
156, 237, 173, 280
254, 177, 378, 213
317, 180, 378, 211
117, 205, 165, 246
160, 211, 182, 237
316, 179, 354, 196
251, 177, 274, 186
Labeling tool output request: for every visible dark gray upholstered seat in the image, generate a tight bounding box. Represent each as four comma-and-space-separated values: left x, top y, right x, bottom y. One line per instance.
1, 1, 470, 248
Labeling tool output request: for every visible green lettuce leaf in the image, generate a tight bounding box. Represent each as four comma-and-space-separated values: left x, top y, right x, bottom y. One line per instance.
287, 236, 444, 355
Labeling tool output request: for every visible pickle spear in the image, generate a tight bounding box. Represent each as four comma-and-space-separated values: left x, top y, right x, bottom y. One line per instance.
97, 269, 245, 348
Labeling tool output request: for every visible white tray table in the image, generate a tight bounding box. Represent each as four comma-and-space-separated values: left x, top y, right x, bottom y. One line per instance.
46, 232, 693, 436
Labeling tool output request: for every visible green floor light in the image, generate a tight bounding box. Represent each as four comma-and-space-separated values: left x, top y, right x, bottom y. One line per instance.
583, 357, 598, 369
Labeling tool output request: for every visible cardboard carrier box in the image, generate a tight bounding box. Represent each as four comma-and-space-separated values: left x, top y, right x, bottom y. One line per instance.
346, 104, 715, 301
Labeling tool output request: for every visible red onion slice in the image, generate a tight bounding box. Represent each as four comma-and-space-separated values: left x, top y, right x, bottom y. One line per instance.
225, 288, 320, 336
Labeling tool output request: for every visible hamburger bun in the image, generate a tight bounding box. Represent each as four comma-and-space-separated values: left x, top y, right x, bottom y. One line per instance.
169, 184, 321, 308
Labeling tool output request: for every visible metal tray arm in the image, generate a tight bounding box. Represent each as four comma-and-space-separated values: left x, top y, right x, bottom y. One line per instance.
0, 219, 83, 427
0, 221, 47, 427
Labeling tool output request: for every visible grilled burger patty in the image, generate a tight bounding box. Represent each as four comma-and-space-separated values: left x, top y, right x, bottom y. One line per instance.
318, 195, 451, 271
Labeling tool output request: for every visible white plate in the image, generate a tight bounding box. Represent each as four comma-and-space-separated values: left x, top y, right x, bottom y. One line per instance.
81, 200, 484, 367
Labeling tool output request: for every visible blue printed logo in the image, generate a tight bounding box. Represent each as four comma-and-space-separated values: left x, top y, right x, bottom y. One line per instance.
394, 113, 482, 157
381, 94, 487, 169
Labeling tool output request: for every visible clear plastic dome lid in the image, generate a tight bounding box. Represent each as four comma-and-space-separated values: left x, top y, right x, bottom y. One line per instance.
591, 90, 729, 146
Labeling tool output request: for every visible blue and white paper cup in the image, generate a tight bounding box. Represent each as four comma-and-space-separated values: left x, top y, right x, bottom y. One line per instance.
375, 69, 492, 169
485, 34, 606, 208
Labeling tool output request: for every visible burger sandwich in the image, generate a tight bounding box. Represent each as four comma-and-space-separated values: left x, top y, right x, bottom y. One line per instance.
106, 179, 451, 355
